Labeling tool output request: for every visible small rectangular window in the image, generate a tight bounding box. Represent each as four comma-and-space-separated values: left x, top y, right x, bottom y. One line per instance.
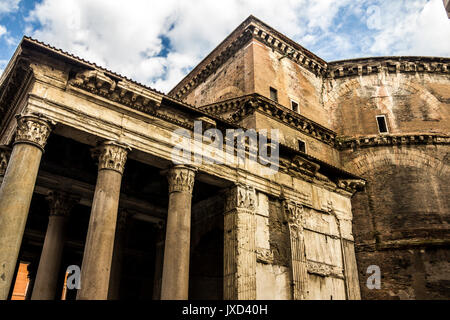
376, 115, 389, 133
291, 100, 299, 113
298, 139, 306, 153
270, 87, 278, 102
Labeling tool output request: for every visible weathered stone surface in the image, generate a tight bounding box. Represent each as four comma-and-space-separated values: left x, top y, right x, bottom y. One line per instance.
0, 115, 52, 300
0, 15, 447, 300
77, 141, 130, 300
223, 184, 257, 300
161, 165, 197, 300
31, 191, 77, 300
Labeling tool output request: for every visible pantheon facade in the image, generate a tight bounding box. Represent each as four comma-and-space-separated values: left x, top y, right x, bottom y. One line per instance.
0, 16, 448, 300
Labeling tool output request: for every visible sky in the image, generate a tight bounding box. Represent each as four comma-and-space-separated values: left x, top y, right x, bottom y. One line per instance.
0, 0, 449, 93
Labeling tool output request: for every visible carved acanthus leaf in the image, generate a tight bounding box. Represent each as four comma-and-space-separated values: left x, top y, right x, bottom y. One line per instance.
14, 114, 54, 150
225, 184, 257, 212
283, 200, 305, 230
92, 141, 131, 174
167, 165, 197, 193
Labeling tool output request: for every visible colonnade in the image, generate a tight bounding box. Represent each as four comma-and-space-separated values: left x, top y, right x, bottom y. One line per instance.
0, 114, 198, 300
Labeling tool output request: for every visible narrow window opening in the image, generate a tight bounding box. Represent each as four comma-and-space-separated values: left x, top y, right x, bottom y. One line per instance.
269, 87, 278, 102
291, 100, 299, 113
298, 139, 306, 153
376, 115, 388, 134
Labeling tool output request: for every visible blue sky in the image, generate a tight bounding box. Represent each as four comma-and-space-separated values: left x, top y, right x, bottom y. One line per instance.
0, 0, 449, 93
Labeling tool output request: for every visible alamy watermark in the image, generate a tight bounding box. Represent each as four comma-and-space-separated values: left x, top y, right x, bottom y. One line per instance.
171, 121, 280, 174
66, 265, 81, 290
366, 265, 381, 290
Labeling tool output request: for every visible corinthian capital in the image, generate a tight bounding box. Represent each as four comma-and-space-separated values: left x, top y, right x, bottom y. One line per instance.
46, 191, 79, 218
225, 184, 257, 212
283, 201, 305, 229
14, 114, 54, 151
167, 165, 197, 193
92, 141, 131, 174
0, 146, 11, 176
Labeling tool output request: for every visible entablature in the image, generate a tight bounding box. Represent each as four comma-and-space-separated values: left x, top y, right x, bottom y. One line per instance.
337, 133, 450, 150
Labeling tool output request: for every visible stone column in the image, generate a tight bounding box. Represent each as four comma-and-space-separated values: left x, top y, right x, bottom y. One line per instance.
76, 141, 130, 300
107, 209, 128, 300
284, 200, 308, 300
160, 165, 196, 300
223, 184, 257, 300
152, 222, 165, 300
0, 114, 53, 300
31, 191, 76, 300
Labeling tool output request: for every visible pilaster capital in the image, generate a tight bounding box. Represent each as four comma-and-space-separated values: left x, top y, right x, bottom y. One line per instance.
166, 165, 197, 194
92, 140, 131, 174
0, 146, 11, 176
14, 114, 55, 151
46, 191, 79, 218
283, 200, 305, 232
225, 184, 257, 212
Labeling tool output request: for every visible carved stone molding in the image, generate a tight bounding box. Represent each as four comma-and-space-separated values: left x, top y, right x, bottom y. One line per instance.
283, 199, 308, 300
92, 141, 131, 175
327, 57, 450, 79
337, 133, 450, 150
284, 201, 306, 232
14, 114, 54, 151
337, 179, 366, 194
225, 184, 257, 212
307, 260, 344, 279
307, 261, 331, 277
224, 183, 257, 300
69, 70, 163, 115
256, 248, 274, 264
167, 165, 197, 194
46, 191, 78, 218
201, 94, 337, 147
0, 146, 11, 176
171, 28, 253, 99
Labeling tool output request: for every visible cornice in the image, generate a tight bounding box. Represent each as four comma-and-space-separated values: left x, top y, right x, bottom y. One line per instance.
250, 24, 327, 76
170, 28, 254, 100
0, 57, 34, 131
170, 19, 327, 100
200, 93, 337, 147
67, 69, 223, 132
326, 56, 450, 79
337, 133, 450, 150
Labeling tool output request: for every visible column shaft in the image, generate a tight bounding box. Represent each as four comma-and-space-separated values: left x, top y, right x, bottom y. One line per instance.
32, 192, 75, 300
0, 115, 52, 300
160, 165, 196, 300
77, 141, 130, 300
223, 184, 257, 300
107, 210, 128, 300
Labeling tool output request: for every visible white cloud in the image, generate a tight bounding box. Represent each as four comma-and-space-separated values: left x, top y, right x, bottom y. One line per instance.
23, 0, 450, 93
367, 0, 450, 57
0, 0, 20, 15
0, 25, 6, 37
